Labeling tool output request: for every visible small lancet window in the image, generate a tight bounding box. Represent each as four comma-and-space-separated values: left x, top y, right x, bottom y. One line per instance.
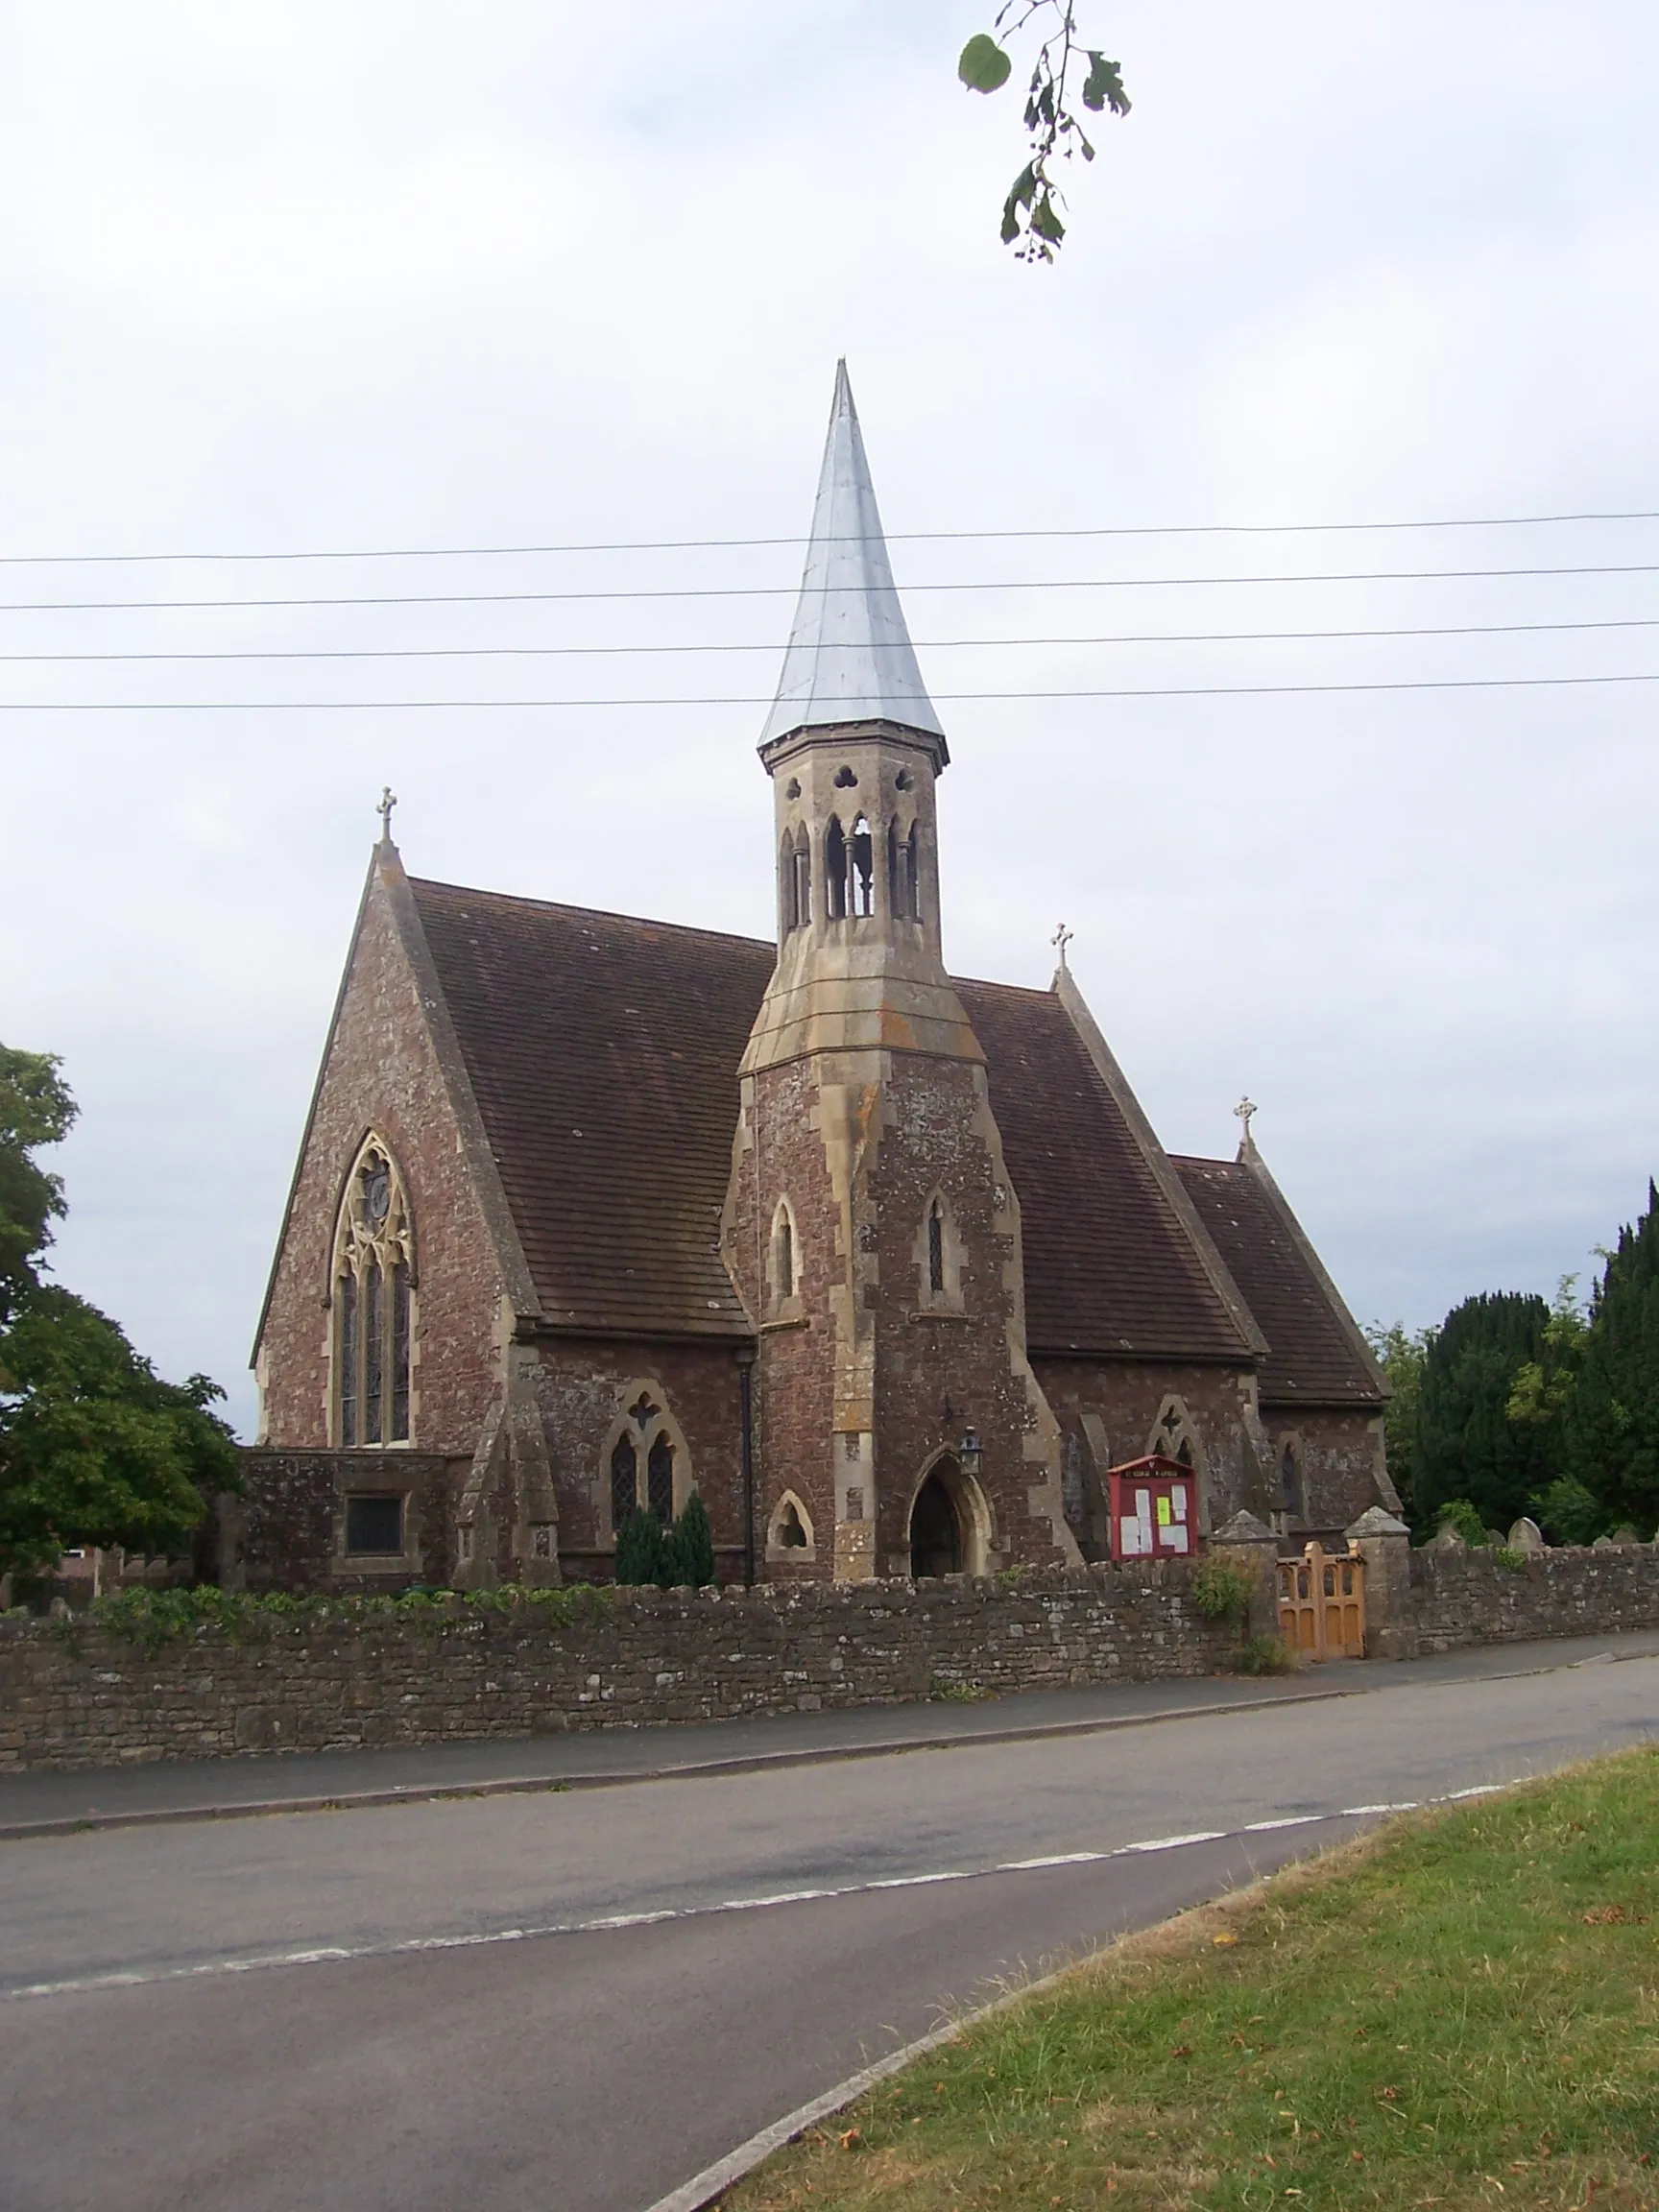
611, 1434, 638, 1531
780, 833, 798, 934
332, 1138, 414, 1448
850, 815, 874, 916
825, 817, 847, 920
886, 818, 921, 920
791, 830, 811, 930
777, 1210, 794, 1299
927, 1198, 946, 1295
647, 1433, 675, 1523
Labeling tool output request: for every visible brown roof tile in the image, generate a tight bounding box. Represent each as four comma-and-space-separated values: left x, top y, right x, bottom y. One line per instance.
1171, 1155, 1382, 1406
408, 878, 1268, 1367
956, 979, 1251, 1362
411, 879, 773, 1337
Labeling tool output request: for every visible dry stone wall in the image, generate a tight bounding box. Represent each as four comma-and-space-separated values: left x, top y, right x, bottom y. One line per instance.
0, 1565, 1233, 1775
1407, 1544, 1659, 1653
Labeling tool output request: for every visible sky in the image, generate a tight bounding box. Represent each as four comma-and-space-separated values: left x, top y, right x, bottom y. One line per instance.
4, 1, 1657, 1437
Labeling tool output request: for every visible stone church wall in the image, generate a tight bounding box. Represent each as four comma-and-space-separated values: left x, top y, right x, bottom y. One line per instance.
1264, 1407, 1388, 1534
1033, 1358, 1268, 1548
531, 1340, 751, 1578
255, 871, 507, 1458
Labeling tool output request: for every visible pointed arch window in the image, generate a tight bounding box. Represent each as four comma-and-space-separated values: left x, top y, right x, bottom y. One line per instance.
916, 1190, 964, 1311
331, 1138, 415, 1448
603, 1384, 692, 1538
825, 817, 847, 920
850, 814, 874, 916
887, 817, 921, 921
781, 828, 812, 935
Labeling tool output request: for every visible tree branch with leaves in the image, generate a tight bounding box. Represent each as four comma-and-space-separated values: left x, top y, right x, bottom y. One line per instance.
958, 3, 1131, 261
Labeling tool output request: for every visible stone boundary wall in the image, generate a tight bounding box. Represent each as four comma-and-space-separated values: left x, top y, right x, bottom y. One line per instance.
5, 1544, 1658, 1777
0, 1565, 1237, 1775
1407, 1544, 1659, 1654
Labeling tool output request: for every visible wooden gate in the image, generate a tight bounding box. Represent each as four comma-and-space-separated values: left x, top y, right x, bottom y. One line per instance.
1277, 1541, 1366, 1660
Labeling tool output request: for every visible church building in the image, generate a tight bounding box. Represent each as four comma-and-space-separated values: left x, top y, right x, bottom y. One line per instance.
248, 366, 1396, 1593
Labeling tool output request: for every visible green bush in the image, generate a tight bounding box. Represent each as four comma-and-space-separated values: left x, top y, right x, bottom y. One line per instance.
1531, 1474, 1605, 1547
1234, 1632, 1296, 1675
1433, 1498, 1495, 1548
1188, 1554, 1256, 1624
661, 1490, 715, 1587
613, 1508, 666, 1586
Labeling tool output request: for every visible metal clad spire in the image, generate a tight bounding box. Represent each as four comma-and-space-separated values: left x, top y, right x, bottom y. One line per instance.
759, 361, 945, 746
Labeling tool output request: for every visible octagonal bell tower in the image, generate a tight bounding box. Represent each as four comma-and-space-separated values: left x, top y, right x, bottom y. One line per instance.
724, 364, 1073, 1584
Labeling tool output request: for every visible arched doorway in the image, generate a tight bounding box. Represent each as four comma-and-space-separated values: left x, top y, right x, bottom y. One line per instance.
908, 1453, 991, 1578
909, 1470, 963, 1577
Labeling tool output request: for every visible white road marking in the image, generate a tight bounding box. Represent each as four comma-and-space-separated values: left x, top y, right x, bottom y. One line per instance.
1113, 1829, 1227, 1853
1, 1778, 1529, 2007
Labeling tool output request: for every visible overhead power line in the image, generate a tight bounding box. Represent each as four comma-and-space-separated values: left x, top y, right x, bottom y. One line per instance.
0, 508, 1657, 565
4, 561, 1659, 614
3, 615, 1658, 663
2, 672, 1656, 709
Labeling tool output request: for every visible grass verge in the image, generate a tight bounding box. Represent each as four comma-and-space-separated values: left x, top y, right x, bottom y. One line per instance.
724, 1747, 1659, 2211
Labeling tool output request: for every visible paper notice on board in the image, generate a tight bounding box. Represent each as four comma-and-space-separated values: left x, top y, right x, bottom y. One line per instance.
1172, 1486, 1188, 1522
1119, 1515, 1145, 1557
1167, 1525, 1190, 1553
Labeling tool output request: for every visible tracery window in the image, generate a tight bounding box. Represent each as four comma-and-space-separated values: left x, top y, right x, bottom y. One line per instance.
331, 1137, 414, 1448
604, 1385, 691, 1535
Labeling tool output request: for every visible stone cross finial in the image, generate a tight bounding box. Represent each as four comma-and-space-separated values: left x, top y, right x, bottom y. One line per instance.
1234, 1095, 1258, 1147
377, 785, 397, 842
1051, 922, 1073, 969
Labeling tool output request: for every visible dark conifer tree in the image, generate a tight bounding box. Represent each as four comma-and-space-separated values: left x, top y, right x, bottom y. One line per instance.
1568, 1183, 1659, 1533
613, 1507, 665, 1587
1413, 1291, 1554, 1534
662, 1490, 716, 1588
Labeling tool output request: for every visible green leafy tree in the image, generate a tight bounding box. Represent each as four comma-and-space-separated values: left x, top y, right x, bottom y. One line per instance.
1531, 1474, 1605, 1547
0, 1046, 76, 1325
1364, 1320, 1434, 1526
1566, 1184, 1659, 1533
0, 1044, 237, 1581
662, 1490, 716, 1588
0, 1287, 235, 1576
613, 1506, 666, 1586
958, 5, 1130, 262
1413, 1291, 1556, 1537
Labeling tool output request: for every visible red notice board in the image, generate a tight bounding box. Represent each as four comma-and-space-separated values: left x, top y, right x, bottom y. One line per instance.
1107, 1455, 1197, 1562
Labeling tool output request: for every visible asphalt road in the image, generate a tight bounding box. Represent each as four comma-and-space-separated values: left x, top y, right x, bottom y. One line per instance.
2, 1652, 1654, 2212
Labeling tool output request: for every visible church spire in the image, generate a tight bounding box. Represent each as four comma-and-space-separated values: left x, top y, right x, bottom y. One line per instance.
759, 361, 945, 749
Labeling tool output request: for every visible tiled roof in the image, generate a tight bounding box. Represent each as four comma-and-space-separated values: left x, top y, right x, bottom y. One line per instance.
956, 979, 1250, 1362
1171, 1155, 1382, 1406
408, 878, 1306, 1369
411, 879, 773, 1337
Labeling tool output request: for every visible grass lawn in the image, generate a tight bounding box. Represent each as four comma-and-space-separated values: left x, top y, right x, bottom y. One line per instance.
725, 1747, 1659, 2211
